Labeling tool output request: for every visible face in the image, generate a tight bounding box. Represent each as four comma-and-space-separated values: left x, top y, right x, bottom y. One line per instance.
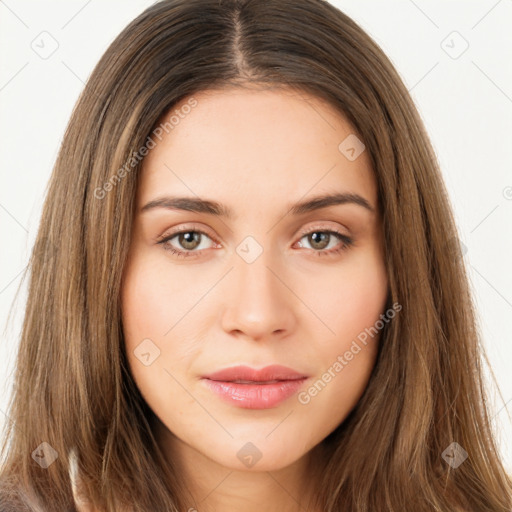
120, 86, 389, 474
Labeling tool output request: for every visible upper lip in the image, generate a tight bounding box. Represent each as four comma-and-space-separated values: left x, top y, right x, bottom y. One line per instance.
202, 364, 308, 383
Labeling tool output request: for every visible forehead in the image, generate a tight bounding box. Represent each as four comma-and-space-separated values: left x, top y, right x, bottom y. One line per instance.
137, 87, 377, 213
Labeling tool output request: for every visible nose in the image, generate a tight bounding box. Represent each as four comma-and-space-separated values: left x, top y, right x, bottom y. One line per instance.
219, 245, 297, 342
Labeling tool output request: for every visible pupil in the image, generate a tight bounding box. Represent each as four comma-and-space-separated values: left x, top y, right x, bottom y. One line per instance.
181, 232, 200, 249
310, 232, 329, 249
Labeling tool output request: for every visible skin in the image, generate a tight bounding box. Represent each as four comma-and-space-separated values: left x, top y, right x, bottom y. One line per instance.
120, 86, 389, 512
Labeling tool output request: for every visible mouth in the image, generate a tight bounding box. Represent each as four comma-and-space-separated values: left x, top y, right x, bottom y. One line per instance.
200, 365, 309, 409
202, 364, 308, 383
228, 379, 284, 384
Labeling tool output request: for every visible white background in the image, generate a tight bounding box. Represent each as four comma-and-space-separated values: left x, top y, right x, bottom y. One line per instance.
1, 0, 511, 472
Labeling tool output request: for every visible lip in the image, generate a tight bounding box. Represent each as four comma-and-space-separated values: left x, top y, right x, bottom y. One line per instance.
201, 364, 309, 409
203, 364, 308, 382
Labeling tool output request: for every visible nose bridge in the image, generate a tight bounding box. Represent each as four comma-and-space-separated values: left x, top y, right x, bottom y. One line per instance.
234, 233, 282, 303
220, 233, 295, 339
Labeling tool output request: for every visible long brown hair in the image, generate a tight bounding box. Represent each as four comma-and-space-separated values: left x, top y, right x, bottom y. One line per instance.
1, 0, 511, 510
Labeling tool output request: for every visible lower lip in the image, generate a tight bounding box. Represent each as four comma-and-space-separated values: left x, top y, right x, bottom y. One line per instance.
202, 378, 308, 409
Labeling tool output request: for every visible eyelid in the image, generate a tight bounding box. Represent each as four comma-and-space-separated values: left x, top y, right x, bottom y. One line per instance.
295, 221, 349, 239
159, 227, 353, 262
156, 223, 219, 243
157, 221, 350, 245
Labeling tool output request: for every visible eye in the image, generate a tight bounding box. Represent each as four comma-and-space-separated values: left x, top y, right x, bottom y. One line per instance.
157, 225, 354, 259
157, 227, 217, 259
295, 227, 354, 257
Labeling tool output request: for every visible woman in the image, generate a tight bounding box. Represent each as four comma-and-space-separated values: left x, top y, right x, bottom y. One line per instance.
1, 0, 511, 510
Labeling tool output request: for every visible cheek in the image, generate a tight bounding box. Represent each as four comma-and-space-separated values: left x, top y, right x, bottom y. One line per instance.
121, 253, 194, 346
296, 249, 388, 419
121, 257, 172, 387
121, 258, 200, 426
296, 343, 378, 442
304, 245, 388, 346
120, 249, 210, 373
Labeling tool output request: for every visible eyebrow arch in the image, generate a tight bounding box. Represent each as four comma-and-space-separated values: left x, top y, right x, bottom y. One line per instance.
140, 192, 375, 218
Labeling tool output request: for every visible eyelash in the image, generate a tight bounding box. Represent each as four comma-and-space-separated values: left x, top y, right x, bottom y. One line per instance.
156, 225, 354, 259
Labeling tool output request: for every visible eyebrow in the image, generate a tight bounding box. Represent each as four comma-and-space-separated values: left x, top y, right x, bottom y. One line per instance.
140, 191, 375, 218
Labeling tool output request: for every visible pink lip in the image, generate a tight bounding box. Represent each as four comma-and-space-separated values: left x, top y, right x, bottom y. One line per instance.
203, 364, 307, 382
201, 364, 309, 409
